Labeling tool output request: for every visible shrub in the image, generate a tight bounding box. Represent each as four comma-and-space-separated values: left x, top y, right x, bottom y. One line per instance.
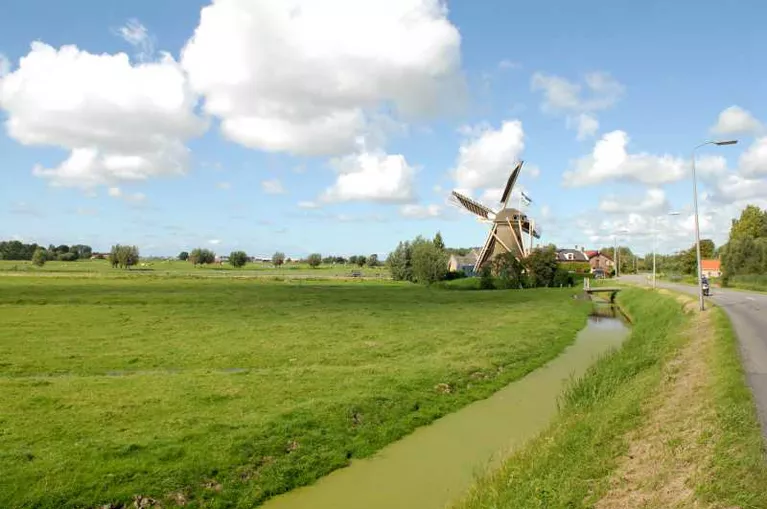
31, 248, 46, 267
307, 253, 322, 268
229, 251, 248, 268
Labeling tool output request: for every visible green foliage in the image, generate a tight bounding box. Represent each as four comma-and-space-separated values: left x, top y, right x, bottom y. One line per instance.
0, 241, 92, 261
729, 204, 767, 241
433, 231, 445, 251
355, 255, 367, 267
492, 252, 525, 289
525, 245, 559, 287
479, 264, 495, 290
178, 251, 189, 261
229, 250, 248, 268
410, 236, 449, 285
307, 253, 322, 268
272, 251, 286, 267
31, 248, 47, 267
108, 244, 139, 269
558, 261, 591, 274
367, 254, 379, 267
189, 248, 216, 266
387, 241, 413, 281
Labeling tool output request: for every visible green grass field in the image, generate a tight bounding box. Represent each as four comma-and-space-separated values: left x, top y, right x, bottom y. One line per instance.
0, 259, 388, 279
0, 275, 588, 508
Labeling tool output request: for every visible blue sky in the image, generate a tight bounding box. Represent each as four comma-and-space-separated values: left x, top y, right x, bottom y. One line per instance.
1, 0, 766, 258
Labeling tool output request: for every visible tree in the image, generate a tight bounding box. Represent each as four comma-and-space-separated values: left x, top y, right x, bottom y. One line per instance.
178, 251, 189, 261
307, 253, 322, 268
433, 231, 445, 251
367, 254, 379, 267
32, 248, 47, 267
229, 250, 248, 268
272, 251, 286, 267
189, 248, 216, 265
71, 244, 92, 260
524, 246, 558, 287
109, 244, 139, 269
410, 237, 448, 284
387, 241, 413, 281
479, 264, 495, 290
355, 255, 367, 267
492, 252, 525, 289
729, 205, 767, 241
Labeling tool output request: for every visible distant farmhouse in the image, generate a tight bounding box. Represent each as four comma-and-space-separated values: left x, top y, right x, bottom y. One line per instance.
557, 247, 615, 277
701, 259, 721, 278
447, 249, 480, 276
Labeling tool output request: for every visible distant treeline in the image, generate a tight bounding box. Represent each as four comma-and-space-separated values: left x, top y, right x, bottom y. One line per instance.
0, 241, 93, 262
721, 205, 767, 285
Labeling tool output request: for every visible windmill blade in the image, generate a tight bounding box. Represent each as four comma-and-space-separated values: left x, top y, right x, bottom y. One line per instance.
500, 160, 524, 208
451, 191, 496, 221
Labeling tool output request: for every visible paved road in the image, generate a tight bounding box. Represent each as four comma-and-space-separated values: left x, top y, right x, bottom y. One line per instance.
621, 275, 767, 440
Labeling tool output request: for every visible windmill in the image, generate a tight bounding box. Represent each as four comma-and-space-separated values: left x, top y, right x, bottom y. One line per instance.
450, 161, 541, 273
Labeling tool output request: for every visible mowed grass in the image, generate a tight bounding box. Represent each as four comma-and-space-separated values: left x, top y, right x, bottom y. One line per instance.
0, 259, 388, 279
0, 276, 588, 508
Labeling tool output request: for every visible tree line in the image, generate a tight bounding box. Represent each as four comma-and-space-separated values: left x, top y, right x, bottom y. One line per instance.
720, 204, 767, 285
0, 241, 93, 263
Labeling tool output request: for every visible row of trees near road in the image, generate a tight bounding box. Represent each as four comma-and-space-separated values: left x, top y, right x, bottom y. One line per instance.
721, 204, 767, 286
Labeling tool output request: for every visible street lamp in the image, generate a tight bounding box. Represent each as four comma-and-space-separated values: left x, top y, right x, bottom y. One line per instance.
691, 139, 738, 310
613, 228, 629, 278
652, 211, 680, 289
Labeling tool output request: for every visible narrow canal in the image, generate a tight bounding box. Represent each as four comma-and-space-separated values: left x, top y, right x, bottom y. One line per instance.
261, 307, 630, 509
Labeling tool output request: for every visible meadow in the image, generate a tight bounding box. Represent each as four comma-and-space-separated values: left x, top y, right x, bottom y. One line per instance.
0, 274, 588, 508
0, 259, 388, 279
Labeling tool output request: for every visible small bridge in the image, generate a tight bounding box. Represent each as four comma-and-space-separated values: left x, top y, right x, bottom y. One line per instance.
583, 278, 621, 302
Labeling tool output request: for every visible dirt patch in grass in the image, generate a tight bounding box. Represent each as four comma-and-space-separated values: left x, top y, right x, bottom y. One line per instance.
595, 297, 721, 509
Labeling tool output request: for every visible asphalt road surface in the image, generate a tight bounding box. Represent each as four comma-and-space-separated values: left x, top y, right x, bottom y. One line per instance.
621, 274, 767, 441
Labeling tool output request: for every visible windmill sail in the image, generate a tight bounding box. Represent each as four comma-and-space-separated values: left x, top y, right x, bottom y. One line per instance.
500, 161, 524, 207
451, 191, 495, 221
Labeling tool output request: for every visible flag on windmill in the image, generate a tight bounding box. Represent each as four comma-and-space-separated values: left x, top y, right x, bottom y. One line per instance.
520, 191, 533, 206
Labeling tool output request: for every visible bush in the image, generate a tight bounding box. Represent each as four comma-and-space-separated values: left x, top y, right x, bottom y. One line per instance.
108, 244, 139, 269
31, 248, 46, 267
411, 237, 449, 285
178, 251, 189, 261
189, 248, 216, 265
479, 264, 495, 290
443, 270, 467, 281
307, 253, 322, 268
229, 251, 248, 268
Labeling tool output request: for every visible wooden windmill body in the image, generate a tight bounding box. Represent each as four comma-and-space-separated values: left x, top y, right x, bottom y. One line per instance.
451, 161, 541, 273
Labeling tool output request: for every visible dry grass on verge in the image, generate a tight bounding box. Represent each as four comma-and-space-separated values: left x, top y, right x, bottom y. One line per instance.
596, 295, 718, 509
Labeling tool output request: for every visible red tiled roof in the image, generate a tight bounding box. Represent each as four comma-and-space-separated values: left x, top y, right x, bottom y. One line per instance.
702, 259, 721, 271
585, 250, 598, 258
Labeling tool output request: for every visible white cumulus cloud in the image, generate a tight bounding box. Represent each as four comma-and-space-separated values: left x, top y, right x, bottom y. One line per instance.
321, 150, 416, 203
451, 120, 525, 191
0, 42, 206, 189
400, 204, 443, 219
563, 130, 686, 187
711, 105, 763, 135
531, 71, 623, 140
739, 137, 767, 177
599, 188, 669, 214
180, 0, 464, 157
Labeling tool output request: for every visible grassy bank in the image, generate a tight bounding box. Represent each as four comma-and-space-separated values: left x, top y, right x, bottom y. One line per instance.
725, 274, 767, 293
0, 276, 587, 508
453, 288, 767, 509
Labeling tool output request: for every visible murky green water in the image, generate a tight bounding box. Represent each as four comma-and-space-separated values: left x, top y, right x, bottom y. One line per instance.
261, 310, 630, 509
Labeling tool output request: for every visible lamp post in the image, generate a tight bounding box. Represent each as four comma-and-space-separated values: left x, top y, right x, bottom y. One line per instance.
652, 211, 680, 290
691, 139, 738, 311
613, 228, 629, 278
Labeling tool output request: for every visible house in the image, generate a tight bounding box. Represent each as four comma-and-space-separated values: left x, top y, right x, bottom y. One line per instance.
556, 248, 589, 263
701, 259, 721, 278
448, 249, 479, 275
586, 250, 614, 275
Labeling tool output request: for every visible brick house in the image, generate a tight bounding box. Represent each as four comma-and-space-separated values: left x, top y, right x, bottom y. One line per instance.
585, 250, 615, 275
